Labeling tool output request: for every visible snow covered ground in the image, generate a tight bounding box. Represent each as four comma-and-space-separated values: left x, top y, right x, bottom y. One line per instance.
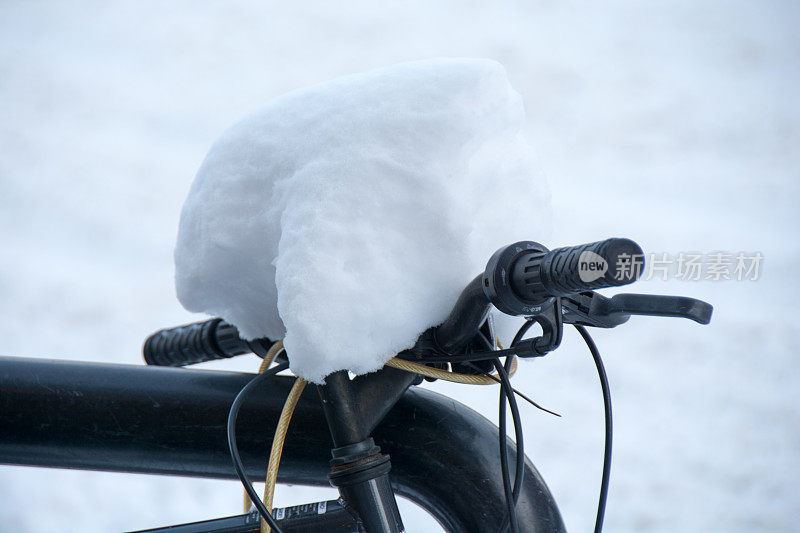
1, 1, 798, 531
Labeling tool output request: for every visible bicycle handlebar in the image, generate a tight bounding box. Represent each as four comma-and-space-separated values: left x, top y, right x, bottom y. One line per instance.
144, 237, 649, 365
143, 319, 274, 367
485, 238, 644, 315
520, 238, 644, 297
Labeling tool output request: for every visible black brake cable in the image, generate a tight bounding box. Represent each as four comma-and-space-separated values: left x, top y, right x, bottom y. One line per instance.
495, 319, 537, 532
414, 314, 546, 364
574, 324, 612, 533
493, 356, 522, 533
227, 361, 290, 533
511, 319, 535, 346
412, 346, 520, 364
461, 331, 522, 531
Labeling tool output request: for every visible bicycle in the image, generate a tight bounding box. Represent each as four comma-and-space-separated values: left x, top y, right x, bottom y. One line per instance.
0, 237, 711, 532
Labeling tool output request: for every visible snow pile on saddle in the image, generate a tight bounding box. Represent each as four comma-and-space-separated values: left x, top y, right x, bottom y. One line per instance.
175, 58, 549, 383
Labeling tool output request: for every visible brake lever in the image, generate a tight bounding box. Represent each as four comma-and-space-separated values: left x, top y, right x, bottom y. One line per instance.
561, 292, 713, 328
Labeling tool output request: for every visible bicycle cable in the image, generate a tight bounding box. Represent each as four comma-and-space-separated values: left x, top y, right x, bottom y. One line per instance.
227, 361, 290, 533
574, 324, 612, 533
495, 319, 536, 532
494, 356, 523, 533
386, 356, 516, 384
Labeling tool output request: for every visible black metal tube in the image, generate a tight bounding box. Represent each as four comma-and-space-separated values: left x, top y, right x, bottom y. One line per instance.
0, 357, 565, 533
317, 367, 416, 447
336, 473, 401, 533
317, 369, 411, 532
318, 370, 364, 446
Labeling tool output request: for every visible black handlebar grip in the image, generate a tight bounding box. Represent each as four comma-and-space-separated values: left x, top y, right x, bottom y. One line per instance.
143, 318, 270, 367
512, 238, 644, 301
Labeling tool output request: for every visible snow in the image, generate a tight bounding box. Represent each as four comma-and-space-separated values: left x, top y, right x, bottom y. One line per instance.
175, 58, 548, 383
1, 1, 799, 532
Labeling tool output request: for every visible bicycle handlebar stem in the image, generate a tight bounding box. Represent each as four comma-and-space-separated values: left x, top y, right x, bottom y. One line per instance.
316, 368, 416, 532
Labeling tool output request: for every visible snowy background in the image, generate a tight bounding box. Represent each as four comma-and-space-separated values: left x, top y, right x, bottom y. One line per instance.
1, 1, 798, 531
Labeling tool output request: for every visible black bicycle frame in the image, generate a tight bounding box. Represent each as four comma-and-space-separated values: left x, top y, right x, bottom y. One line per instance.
0, 356, 565, 532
